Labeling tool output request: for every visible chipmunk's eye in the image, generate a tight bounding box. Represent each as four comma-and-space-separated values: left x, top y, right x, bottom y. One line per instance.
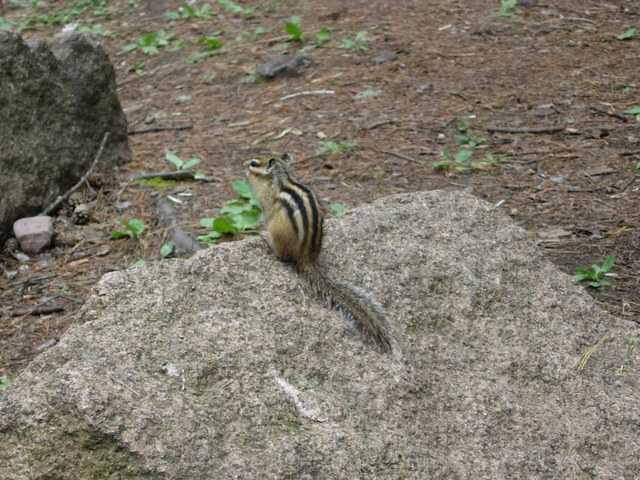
250, 160, 259, 168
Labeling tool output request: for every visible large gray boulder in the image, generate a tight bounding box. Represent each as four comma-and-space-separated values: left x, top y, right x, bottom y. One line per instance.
0, 191, 637, 479
0, 30, 130, 243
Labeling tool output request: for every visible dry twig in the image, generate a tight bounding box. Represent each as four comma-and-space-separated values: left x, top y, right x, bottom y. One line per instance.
588, 104, 628, 123
486, 125, 565, 134
128, 124, 193, 135
40, 132, 109, 216
7, 305, 65, 317
280, 90, 335, 101
130, 171, 209, 182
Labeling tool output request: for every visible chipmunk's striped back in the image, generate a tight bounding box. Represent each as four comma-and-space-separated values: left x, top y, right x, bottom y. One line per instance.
244, 153, 392, 352
244, 153, 323, 265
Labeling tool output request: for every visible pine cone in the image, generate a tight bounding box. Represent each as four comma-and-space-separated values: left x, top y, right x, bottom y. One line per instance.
66, 192, 85, 210
3, 237, 19, 255
71, 204, 92, 225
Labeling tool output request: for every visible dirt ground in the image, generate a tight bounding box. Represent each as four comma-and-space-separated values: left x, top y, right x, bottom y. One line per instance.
1, 0, 638, 378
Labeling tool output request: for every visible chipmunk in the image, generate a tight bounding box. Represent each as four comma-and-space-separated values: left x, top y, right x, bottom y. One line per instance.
243, 153, 392, 352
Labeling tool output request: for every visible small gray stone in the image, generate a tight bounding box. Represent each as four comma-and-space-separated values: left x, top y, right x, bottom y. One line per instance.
35, 339, 58, 352
370, 50, 398, 64
255, 54, 312, 80
13, 216, 54, 254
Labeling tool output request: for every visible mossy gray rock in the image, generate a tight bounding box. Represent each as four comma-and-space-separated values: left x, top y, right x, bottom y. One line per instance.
0, 191, 637, 479
0, 30, 129, 243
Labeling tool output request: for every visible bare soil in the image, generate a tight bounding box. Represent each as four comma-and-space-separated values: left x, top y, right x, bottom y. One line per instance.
1, 0, 638, 377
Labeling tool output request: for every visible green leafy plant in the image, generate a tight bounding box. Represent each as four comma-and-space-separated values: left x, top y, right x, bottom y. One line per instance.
492, 0, 520, 19
218, 0, 252, 18
454, 123, 488, 147
623, 106, 640, 121
123, 30, 182, 56
160, 240, 175, 258
0, 377, 12, 389
198, 180, 261, 245
237, 26, 269, 43
79, 23, 112, 37
432, 124, 501, 172
17, 0, 110, 29
330, 202, 346, 214
285, 15, 304, 42
165, 151, 205, 179
616, 27, 637, 41
197, 33, 223, 51
572, 254, 616, 288
203, 72, 217, 84
129, 259, 147, 269
111, 219, 145, 240
315, 26, 330, 46
0, 17, 15, 30
316, 140, 358, 156
342, 30, 368, 52
129, 61, 145, 73
432, 151, 506, 172
166, 2, 214, 20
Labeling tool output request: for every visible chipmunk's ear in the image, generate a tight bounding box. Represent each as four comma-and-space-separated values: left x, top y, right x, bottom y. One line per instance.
280, 153, 292, 164
267, 156, 278, 171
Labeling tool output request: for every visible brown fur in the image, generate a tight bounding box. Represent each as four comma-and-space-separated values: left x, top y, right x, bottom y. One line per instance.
244, 153, 391, 352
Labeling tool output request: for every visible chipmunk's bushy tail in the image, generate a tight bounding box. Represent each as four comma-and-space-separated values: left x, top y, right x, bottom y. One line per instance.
298, 264, 392, 352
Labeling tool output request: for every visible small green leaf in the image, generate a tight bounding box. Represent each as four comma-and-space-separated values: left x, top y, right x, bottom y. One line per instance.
232, 179, 255, 199
212, 216, 238, 234
165, 151, 183, 170
198, 231, 222, 244
221, 199, 252, 215
285, 21, 304, 42
330, 202, 346, 214
316, 26, 330, 45
125, 218, 145, 236
140, 32, 158, 46
616, 27, 637, 41
342, 39, 356, 50
200, 217, 216, 228
160, 240, 175, 258
431, 161, 451, 171
111, 230, 131, 240
454, 149, 473, 163
601, 254, 616, 272
0, 377, 12, 389
123, 43, 138, 53
623, 106, 640, 115
129, 259, 147, 269
231, 209, 262, 231
181, 158, 202, 170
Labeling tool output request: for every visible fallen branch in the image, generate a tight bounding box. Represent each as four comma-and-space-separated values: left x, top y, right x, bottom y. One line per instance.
365, 119, 397, 130
128, 124, 193, 135
40, 132, 109, 216
130, 171, 210, 182
486, 125, 565, 134
7, 305, 65, 317
280, 90, 335, 101
588, 104, 628, 123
